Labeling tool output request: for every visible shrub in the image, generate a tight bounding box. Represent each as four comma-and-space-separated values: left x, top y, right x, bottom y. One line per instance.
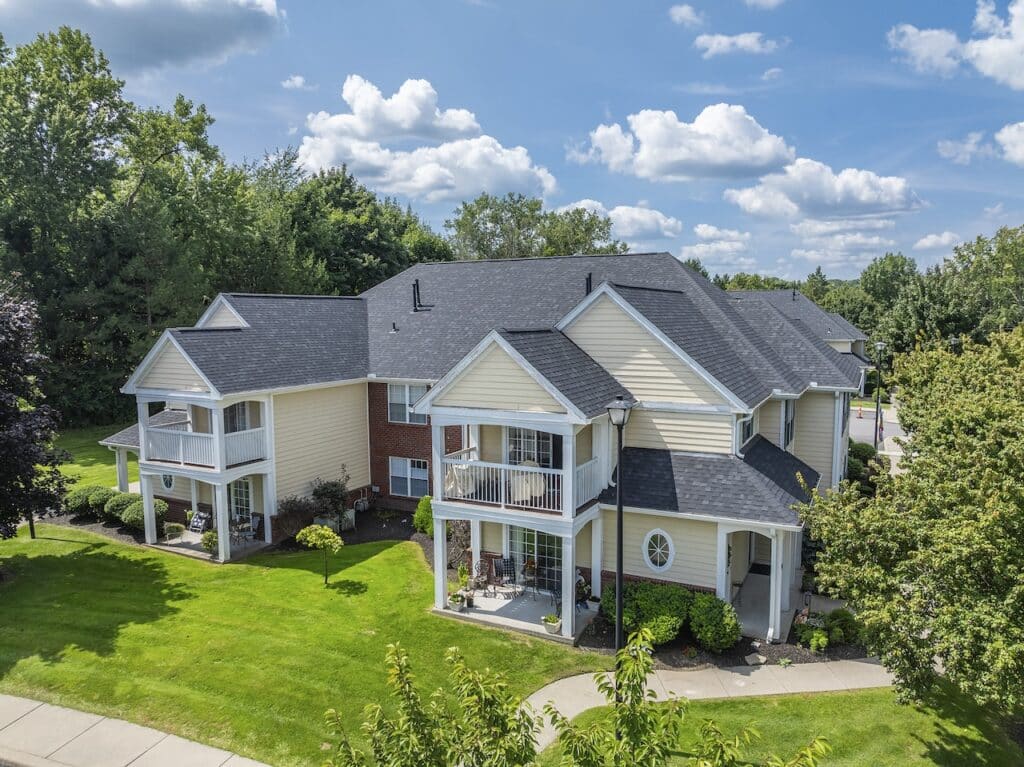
87, 487, 118, 516
600, 581, 693, 645
186, 509, 195, 525
796, 623, 830, 653
312, 472, 350, 516
823, 608, 861, 645
163, 522, 185, 539
846, 456, 866, 481
201, 530, 218, 554
849, 441, 877, 464
65, 484, 104, 517
103, 492, 140, 522
119, 498, 168, 531
690, 592, 742, 653
413, 495, 433, 536
276, 495, 318, 538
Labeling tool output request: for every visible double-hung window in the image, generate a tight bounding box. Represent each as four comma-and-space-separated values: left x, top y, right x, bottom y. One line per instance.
390, 457, 429, 497
224, 402, 249, 433
388, 384, 428, 424
507, 427, 555, 468
783, 399, 796, 448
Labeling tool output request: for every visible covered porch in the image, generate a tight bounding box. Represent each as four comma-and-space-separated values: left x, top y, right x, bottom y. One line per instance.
439, 584, 598, 643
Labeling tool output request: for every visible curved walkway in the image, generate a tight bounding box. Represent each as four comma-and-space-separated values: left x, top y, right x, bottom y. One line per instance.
527, 657, 894, 750
0, 694, 268, 767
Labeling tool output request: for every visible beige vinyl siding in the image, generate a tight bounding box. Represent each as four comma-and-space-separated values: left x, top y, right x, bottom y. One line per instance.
139, 344, 208, 392
754, 533, 771, 563
730, 531, 751, 585
792, 391, 836, 489
758, 400, 782, 447
575, 522, 592, 568
564, 295, 726, 405
601, 509, 717, 589
827, 340, 853, 354
625, 408, 733, 454
189, 406, 212, 434
482, 521, 504, 553
435, 344, 565, 413
273, 383, 370, 499
575, 425, 593, 464
202, 302, 245, 328
149, 473, 191, 503
479, 425, 503, 462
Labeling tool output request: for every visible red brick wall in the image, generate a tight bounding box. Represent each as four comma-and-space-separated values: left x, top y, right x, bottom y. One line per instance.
367, 382, 462, 511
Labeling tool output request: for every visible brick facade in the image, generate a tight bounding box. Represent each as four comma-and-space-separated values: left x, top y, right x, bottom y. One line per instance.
367, 382, 462, 511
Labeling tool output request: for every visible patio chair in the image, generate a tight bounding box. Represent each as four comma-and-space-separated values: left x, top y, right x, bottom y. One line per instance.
547, 568, 562, 617
494, 557, 520, 599
471, 559, 493, 597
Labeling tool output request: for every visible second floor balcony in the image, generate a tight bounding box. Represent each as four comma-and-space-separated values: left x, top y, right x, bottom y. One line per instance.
140, 400, 268, 471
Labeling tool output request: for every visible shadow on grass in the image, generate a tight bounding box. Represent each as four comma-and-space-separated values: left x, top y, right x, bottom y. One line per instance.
255, 539, 403, 587
328, 579, 369, 596
914, 682, 1023, 766
0, 537, 193, 679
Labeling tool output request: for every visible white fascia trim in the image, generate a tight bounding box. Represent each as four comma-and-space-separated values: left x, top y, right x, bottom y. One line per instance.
139, 459, 272, 485
413, 331, 589, 423
134, 389, 217, 405
429, 407, 575, 432
122, 331, 222, 398
556, 283, 749, 413
432, 501, 574, 537
808, 383, 860, 393
194, 294, 250, 329
221, 377, 369, 399
636, 400, 735, 415
366, 374, 436, 385
599, 503, 804, 533
572, 503, 602, 534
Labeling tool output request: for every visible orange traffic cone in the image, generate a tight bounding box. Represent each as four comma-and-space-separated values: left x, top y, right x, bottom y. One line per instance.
857, 406, 863, 419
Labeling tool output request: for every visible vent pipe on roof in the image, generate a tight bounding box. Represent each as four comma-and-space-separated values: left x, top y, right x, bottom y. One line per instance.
585, 272, 593, 295
792, 288, 797, 301
412, 278, 433, 312
390, 322, 399, 333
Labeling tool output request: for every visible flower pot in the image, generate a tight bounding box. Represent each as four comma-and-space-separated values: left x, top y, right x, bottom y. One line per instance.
448, 598, 466, 613
542, 619, 562, 634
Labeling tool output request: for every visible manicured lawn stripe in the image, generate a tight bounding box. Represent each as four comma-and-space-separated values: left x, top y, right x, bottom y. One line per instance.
54, 424, 137, 488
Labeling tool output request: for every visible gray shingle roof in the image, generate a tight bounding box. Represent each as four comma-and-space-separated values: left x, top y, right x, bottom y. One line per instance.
100, 409, 189, 449
170, 294, 368, 394
598, 438, 817, 527
731, 289, 868, 341
497, 328, 632, 418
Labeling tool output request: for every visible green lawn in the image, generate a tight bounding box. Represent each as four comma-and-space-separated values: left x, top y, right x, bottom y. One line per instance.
54, 424, 136, 488
537, 688, 1022, 767
0, 526, 607, 766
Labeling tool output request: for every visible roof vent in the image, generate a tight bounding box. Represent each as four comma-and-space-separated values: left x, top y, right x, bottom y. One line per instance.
390, 322, 399, 334
585, 272, 593, 295
412, 279, 433, 312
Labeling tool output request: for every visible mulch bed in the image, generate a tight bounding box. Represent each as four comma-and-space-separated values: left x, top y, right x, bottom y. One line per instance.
36, 512, 145, 546
577, 612, 867, 668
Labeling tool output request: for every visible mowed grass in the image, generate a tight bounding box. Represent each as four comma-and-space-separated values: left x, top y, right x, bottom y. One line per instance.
537, 688, 1022, 767
54, 424, 137, 488
0, 526, 608, 766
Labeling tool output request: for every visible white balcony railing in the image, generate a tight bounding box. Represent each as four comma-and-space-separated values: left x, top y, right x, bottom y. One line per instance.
443, 457, 564, 513
573, 457, 601, 507
145, 426, 266, 468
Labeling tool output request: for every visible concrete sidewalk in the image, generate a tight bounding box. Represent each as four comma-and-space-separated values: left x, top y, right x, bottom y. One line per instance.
527, 657, 894, 750
0, 695, 269, 767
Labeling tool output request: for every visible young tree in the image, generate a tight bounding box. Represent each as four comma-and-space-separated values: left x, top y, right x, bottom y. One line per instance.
0, 284, 65, 541
295, 524, 344, 586
799, 329, 1024, 716
859, 252, 917, 311
800, 266, 830, 303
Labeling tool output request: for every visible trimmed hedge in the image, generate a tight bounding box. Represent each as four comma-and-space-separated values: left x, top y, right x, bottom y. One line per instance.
88, 487, 118, 518
849, 441, 877, 464
65, 484, 104, 517
104, 492, 141, 522
600, 581, 693, 646
690, 592, 742, 653
120, 498, 168, 531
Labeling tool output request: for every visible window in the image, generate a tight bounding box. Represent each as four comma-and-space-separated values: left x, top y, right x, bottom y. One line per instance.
224, 402, 249, 433
783, 399, 796, 448
388, 384, 428, 424
740, 416, 754, 445
161, 474, 175, 490
508, 526, 562, 593
643, 529, 674, 573
507, 427, 555, 468
229, 479, 252, 524
389, 457, 429, 497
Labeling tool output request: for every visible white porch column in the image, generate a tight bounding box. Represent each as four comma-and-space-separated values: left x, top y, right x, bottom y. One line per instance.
189, 479, 198, 515
115, 449, 129, 492
262, 474, 274, 543
562, 427, 576, 518
767, 530, 783, 642
561, 534, 575, 639
780, 532, 791, 612
590, 513, 603, 598
791, 529, 803, 589
431, 424, 444, 500
136, 401, 149, 462
470, 519, 481, 566
140, 473, 157, 544
715, 525, 730, 601
433, 517, 447, 609
212, 405, 226, 469
215, 483, 230, 562
594, 418, 610, 490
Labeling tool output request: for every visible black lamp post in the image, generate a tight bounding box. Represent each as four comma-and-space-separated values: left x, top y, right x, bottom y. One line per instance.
873, 341, 886, 449
606, 395, 635, 655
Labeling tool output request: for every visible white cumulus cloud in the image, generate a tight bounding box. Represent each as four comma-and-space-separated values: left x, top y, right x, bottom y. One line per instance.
668, 4, 702, 27
937, 131, 995, 164
694, 32, 782, 58
559, 200, 683, 240
762, 67, 784, 80
297, 75, 554, 202
913, 231, 961, 250
995, 120, 1024, 164
887, 24, 963, 75
281, 74, 316, 91
724, 158, 919, 219
571, 103, 794, 181
680, 224, 755, 270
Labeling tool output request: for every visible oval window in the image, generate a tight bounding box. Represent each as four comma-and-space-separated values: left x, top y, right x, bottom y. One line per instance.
642, 529, 674, 573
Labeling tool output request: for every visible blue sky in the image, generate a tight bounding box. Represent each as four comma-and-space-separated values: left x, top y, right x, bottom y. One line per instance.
8, 1, 1024, 277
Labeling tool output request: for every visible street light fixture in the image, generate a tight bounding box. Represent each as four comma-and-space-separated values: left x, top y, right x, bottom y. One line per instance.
873, 341, 886, 450
605, 394, 635, 655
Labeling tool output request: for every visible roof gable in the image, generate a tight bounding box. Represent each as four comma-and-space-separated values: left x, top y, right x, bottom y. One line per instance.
125, 333, 214, 395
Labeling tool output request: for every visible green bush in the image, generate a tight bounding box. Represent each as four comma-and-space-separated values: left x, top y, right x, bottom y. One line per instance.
600, 581, 693, 645
689, 592, 742, 653
849, 441, 877, 464
88, 487, 118, 517
796, 623, 830, 653
823, 608, 861, 646
65, 484, 104, 517
413, 495, 433, 536
119, 498, 168, 531
846, 456, 866, 481
163, 522, 186, 539
201, 530, 218, 554
276, 496, 318, 538
103, 492, 140, 522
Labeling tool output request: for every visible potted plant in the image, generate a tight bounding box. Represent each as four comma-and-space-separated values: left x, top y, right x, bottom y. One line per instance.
448, 592, 466, 613
541, 613, 561, 634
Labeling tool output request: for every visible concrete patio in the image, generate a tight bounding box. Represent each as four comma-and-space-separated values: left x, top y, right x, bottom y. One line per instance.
732, 572, 803, 642
146, 530, 269, 562
435, 587, 597, 643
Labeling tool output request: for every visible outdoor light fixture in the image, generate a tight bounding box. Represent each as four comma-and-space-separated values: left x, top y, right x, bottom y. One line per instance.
605, 394, 635, 657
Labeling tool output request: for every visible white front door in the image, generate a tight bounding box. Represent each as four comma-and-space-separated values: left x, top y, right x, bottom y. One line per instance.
228, 478, 252, 524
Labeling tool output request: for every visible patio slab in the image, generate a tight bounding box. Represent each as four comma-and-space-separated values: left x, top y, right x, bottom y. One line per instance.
0, 695, 41, 731
126, 734, 234, 767
0, 703, 101, 757
48, 718, 164, 767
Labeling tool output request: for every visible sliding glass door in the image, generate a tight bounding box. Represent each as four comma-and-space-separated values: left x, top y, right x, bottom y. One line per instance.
508, 525, 562, 593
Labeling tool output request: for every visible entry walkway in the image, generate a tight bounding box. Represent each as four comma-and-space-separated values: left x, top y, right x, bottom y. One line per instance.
527, 657, 894, 750
0, 695, 268, 767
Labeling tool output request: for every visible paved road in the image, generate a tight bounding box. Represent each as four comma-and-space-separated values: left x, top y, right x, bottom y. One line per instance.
849, 405, 905, 445
0, 695, 268, 767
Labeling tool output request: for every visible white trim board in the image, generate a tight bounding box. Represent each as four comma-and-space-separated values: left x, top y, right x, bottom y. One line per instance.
194, 294, 250, 329
122, 331, 222, 398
